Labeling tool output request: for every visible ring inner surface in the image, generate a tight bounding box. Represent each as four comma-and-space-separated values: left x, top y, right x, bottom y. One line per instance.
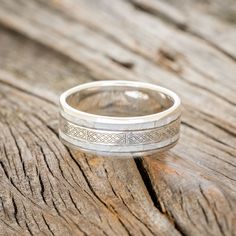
66, 85, 174, 117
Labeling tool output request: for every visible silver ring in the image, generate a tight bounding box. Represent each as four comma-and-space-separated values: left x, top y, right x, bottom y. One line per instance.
59, 80, 181, 157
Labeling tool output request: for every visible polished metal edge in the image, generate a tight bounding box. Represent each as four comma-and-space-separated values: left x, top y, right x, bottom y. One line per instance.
59, 116, 181, 146
59, 80, 181, 129
60, 108, 181, 130
59, 135, 179, 157
59, 131, 179, 154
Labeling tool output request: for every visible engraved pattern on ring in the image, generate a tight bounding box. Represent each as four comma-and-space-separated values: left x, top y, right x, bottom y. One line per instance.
61, 117, 180, 146
87, 130, 126, 144
127, 119, 179, 145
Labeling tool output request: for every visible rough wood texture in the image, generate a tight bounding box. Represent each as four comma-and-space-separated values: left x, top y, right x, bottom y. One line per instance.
0, 0, 235, 235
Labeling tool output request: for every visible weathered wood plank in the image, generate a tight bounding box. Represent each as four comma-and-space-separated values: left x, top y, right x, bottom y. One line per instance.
0, 27, 179, 235
0, 79, 178, 235
129, 0, 236, 59
1, 0, 235, 111
0, 0, 235, 235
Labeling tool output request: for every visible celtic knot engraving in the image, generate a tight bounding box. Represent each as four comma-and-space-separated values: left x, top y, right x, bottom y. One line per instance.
61, 118, 180, 145
87, 131, 126, 144
127, 120, 179, 145
64, 122, 87, 139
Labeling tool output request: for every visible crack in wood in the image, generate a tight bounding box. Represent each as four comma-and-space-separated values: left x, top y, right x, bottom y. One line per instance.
134, 158, 187, 236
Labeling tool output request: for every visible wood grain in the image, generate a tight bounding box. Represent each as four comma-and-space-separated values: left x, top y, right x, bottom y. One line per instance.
0, 0, 235, 235
0, 28, 178, 236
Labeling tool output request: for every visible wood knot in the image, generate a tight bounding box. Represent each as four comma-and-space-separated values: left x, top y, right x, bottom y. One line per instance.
156, 48, 183, 74
108, 56, 134, 69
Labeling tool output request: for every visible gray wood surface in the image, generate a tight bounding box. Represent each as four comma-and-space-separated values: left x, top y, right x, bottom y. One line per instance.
0, 0, 235, 235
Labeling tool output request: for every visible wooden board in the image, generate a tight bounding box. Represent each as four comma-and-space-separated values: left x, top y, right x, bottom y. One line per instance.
0, 0, 235, 235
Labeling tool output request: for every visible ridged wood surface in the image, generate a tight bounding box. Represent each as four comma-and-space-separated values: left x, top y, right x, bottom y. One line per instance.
0, 0, 235, 235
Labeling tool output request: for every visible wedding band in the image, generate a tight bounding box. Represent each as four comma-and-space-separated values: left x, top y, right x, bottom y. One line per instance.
59, 80, 181, 156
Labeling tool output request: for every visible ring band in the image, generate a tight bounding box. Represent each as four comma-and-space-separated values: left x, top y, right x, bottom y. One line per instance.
59, 80, 181, 156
